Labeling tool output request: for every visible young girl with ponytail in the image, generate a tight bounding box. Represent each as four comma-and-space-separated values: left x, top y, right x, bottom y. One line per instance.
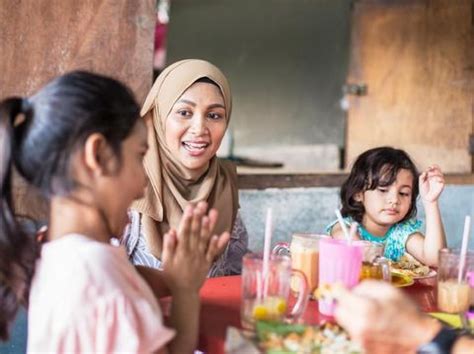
0, 71, 229, 353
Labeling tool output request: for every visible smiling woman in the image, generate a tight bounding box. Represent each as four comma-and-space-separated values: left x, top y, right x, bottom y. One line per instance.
123, 59, 248, 276
165, 78, 227, 170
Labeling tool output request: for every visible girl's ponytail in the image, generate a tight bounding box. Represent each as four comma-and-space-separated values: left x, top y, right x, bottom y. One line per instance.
0, 98, 39, 341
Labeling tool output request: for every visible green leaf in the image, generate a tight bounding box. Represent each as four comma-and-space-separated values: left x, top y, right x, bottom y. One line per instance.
256, 321, 307, 340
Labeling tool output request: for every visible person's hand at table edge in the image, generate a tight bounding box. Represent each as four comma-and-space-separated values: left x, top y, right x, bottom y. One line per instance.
335, 281, 473, 354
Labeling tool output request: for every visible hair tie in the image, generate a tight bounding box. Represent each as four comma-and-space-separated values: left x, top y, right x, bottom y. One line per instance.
13, 97, 32, 127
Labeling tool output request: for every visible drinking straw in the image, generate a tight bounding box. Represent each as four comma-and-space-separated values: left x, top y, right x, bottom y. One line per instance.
457, 215, 471, 283
256, 270, 262, 300
335, 209, 351, 242
262, 208, 273, 297
349, 222, 358, 241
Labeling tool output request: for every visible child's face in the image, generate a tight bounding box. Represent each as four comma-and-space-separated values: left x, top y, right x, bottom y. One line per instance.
357, 168, 414, 231
164, 82, 227, 170
102, 120, 149, 235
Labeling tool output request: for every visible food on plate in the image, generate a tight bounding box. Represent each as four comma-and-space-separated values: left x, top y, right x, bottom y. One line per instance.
313, 283, 345, 302
256, 321, 363, 354
391, 253, 431, 278
390, 270, 414, 287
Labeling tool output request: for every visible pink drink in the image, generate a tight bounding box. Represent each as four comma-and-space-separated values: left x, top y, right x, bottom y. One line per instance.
318, 238, 363, 316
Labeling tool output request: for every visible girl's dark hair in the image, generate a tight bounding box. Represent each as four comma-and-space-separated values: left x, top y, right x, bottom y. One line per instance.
340, 146, 419, 223
0, 71, 140, 340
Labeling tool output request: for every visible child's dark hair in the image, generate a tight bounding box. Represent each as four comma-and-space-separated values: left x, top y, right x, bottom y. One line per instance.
0, 71, 140, 340
340, 146, 419, 223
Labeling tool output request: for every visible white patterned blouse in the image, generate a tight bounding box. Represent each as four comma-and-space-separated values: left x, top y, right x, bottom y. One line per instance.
122, 210, 249, 277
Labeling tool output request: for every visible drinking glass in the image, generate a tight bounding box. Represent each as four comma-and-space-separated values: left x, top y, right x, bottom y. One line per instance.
437, 248, 474, 313
467, 271, 474, 321
356, 241, 391, 282
318, 238, 363, 316
273, 233, 328, 294
241, 253, 309, 331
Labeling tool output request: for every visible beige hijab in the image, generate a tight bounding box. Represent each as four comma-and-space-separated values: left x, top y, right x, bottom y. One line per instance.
133, 59, 238, 258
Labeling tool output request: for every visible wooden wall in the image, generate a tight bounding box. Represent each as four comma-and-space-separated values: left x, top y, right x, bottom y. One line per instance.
0, 0, 156, 220
345, 0, 473, 173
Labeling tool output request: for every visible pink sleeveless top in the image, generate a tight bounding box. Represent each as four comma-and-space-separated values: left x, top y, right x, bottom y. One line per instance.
27, 234, 175, 353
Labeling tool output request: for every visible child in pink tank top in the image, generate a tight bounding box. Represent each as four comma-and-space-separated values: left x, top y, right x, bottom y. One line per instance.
0, 71, 230, 353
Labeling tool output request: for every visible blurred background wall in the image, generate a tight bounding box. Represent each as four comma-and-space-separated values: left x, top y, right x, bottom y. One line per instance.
166, 0, 351, 170
239, 186, 474, 252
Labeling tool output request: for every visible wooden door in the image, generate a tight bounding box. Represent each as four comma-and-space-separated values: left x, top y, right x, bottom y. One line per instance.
345, 0, 473, 173
0, 0, 156, 220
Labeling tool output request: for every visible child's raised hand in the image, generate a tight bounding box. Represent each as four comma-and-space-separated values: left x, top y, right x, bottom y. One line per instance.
419, 165, 445, 203
160, 202, 230, 293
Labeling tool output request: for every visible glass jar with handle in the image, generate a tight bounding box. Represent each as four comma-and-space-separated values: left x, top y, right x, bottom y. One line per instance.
241, 253, 309, 331
273, 233, 328, 295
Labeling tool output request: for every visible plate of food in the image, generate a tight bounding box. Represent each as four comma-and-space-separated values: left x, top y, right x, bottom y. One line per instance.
391, 253, 436, 281
411, 269, 437, 280
255, 321, 363, 354
390, 270, 415, 288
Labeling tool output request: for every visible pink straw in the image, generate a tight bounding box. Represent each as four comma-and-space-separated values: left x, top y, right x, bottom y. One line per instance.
256, 271, 262, 300
262, 208, 273, 297
457, 216, 471, 284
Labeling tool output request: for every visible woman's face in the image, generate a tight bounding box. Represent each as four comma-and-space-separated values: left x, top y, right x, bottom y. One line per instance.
165, 81, 227, 170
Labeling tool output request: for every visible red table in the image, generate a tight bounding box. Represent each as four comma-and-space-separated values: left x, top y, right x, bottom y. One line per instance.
197, 275, 437, 354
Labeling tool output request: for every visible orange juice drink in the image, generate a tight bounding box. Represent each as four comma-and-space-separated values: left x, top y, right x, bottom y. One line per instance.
291, 244, 319, 293
355, 241, 391, 282
360, 261, 384, 280
273, 234, 327, 294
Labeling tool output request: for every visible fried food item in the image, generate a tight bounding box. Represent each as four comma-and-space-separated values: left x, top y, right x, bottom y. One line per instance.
313, 283, 345, 302
258, 322, 363, 354
391, 253, 430, 277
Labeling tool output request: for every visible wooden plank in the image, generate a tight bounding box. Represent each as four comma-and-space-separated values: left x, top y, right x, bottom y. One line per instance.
346, 0, 473, 173
237, 173, 474, 189
0, 0, 156, 220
